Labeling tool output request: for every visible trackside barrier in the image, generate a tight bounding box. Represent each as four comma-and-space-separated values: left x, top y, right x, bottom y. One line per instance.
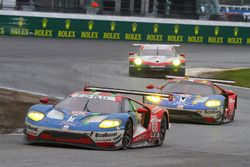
0, 11, 249, 45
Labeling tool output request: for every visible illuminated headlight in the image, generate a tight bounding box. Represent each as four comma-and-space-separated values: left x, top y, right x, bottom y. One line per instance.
27, 111, 45, 122
205, 100, 221, 107
172, 59, 181, 66
134, 58, 143, 65
99, 119, 121, 128
146, 96, 161, 103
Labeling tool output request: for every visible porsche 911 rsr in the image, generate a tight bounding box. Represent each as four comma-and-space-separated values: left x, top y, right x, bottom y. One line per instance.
24, 87, 170, 150
128, 44, 186, 77
145, 77, 237, 124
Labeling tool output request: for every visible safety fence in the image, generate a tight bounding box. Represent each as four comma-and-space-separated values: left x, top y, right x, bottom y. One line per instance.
0, 11, 249, 45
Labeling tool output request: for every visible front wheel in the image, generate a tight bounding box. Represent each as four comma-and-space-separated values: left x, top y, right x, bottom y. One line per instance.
157, 116, 167, 146
122, 119, 133, 150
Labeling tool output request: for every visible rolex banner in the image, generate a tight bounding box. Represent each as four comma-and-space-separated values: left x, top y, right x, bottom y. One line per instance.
0, 15, 249, 45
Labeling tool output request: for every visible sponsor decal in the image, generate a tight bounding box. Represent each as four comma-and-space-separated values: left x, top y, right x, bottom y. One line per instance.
95, 132, 117, 138
88, 21, 94, 31
84, 116, 108, 123
62, 124, 70, 130
110, 21, 116, 32
75, 94, 116, 101
0, 27, 5, 35
65, 19, 71, 30
179, 97, 186, 103
42, 18, 48, 28
27, 125, 38, 132
70, 111, 88, 116
214, 26, 220, 36
151, 116, 161, 123
151, 122, 158, 132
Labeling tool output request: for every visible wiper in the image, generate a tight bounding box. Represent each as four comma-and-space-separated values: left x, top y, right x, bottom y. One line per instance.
83, 100, 89, 112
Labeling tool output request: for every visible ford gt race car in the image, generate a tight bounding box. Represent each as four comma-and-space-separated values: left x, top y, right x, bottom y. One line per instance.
128, 44, 186, 77
24, 87, 170, 150
145, 76, 237, 124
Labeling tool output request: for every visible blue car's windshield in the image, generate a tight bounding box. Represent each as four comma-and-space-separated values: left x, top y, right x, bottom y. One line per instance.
162, 81, 215, 96
55, 96, 121, 114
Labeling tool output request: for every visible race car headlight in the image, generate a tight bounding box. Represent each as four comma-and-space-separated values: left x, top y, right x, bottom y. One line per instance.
27, 111, 45, 122
205, 100, 221, 108
172, 59, 181, 66
134, 58, 142, 65
146, 96, 161, 103
99, 119, 121, 128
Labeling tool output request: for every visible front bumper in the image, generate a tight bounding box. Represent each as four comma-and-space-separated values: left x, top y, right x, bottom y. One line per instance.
167, 108, 224, 124
129, 64, 185, 72
24, 123, 124, 150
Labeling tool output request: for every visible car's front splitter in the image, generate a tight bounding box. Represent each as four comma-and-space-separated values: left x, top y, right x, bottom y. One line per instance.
168, 108, 224, 124
24, 122, 124, 150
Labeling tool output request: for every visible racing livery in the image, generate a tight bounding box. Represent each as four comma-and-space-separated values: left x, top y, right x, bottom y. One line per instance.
128, 44, 186, 77
145, 76, 237, 124
24, 87, 170, 150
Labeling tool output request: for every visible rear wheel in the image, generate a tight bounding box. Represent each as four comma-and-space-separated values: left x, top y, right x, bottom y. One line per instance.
157, 116, 167, 146
122, 119, 133, 150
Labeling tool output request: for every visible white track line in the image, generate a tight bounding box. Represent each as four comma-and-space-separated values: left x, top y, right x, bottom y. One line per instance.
0, 85, 63, 100
216, 83, 250, 91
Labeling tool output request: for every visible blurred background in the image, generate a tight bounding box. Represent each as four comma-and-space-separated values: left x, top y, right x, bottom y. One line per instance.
0, 0, 250, 22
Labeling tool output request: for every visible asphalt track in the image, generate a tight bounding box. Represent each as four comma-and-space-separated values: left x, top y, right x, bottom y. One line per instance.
0, 36, 250, 167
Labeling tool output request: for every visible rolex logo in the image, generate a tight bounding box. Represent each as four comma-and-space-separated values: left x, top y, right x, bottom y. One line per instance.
153, 24, 159, 33
110, 22, 116, 32
132, 23, 137, 33
194, 25, 199, 35
18, 17, 24, 27
65, 19, 71, 30
214, 26, 219, 36
42, 18, 48, 28
174, 25, 179, 34
88, 21, 94, 31
234, 27, 239, 37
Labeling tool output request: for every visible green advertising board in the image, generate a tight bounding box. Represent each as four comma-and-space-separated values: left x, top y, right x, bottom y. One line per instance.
0, 15, 249, 45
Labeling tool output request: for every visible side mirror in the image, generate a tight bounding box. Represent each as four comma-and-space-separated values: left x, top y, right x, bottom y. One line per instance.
137, 107, 148, 114
180, 54, 186, 58
146, 84, 154, 89
40, 97, 49, 104
129, 52, 135, 56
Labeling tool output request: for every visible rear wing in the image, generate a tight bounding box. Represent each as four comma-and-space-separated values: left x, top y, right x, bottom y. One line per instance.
166, 75, 235, 85
84, 86, 169, 101
132, 44, 180, 48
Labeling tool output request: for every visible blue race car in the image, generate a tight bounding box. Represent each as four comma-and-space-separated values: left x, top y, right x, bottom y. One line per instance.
24, 87, 170, 150
145, 76, 237, 124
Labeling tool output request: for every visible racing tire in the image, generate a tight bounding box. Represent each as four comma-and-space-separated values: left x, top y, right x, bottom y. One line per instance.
122, 119, 133, 150
218, 106, 226, 125
157, 116, 167, 146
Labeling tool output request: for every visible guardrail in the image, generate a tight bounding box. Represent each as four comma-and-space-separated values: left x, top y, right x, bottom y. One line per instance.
0, 11, 249, 45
